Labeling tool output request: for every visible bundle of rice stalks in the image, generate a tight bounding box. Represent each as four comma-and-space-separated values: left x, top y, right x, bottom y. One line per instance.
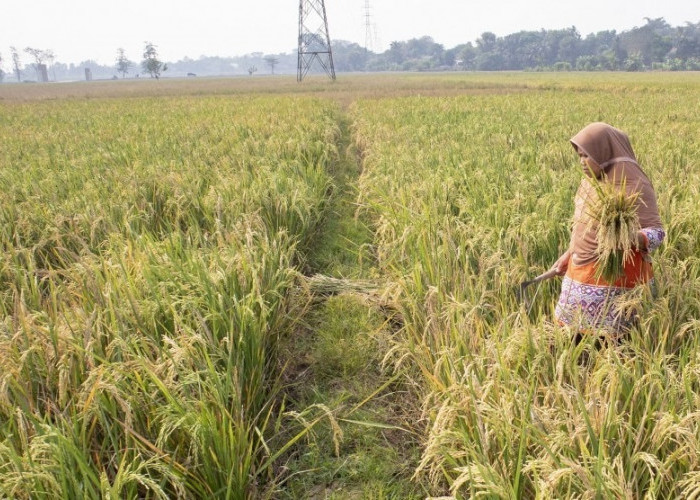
305, 273, 380, 296
586, 177, 641, 283
302, 274, 404, 326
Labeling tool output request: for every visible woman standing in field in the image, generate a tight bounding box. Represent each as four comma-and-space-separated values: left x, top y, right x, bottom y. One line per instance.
552, 122, 665, 337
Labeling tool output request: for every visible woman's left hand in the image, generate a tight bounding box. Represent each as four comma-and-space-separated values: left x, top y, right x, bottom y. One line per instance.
636, 231, 648, 253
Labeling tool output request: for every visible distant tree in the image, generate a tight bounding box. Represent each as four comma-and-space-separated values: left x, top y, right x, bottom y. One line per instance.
500, 31, 546, 69
116, 48, 133, 78
475, 51, 505, 70
0, 52, 4, 82
644, 17, 674, 36
383, 37, 445, 70
624, 52, 645, 71
248, 65, 257, 76
45, 50, 56, 81
457, 43, 478, 70
24, 47, 50, 66
264, 55, 279, 74
142, 42, 167, 79
24, 47, 53, 81
557, 27, 582, 65
442, 45, 462, 68
686, 57, 700, 71
10, 47, 22, 82
651, 35, 674, 63
675, 22, 700, 60
474, 32, 503, 70
618, 18, 675, 66
596, 48, 620, 70
388, 41, 405, 65
580, 30, 620, 65
331, 40, 369, 72
476, 32, 498, 52
575, 54, 597, 71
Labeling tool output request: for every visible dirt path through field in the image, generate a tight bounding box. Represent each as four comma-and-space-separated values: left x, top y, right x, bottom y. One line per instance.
276, 111, 423, 498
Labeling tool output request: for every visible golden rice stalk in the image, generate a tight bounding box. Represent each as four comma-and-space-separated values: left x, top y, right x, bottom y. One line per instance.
586, 177, 641, 283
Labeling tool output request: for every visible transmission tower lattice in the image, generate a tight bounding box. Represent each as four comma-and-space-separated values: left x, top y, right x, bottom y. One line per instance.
364, 0, 373, 53
297, 0, 336, 81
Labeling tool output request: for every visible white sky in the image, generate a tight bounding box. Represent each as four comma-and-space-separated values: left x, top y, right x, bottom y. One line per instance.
1, 0, 698, 66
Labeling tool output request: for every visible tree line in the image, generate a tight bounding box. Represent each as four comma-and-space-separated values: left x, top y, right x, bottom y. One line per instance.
1, 18, 698, 82
0, 42, 167, 82
358, 18, 700, 72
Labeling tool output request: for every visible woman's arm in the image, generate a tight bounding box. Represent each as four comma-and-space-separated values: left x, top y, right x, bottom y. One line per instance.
552, 249, 572, 276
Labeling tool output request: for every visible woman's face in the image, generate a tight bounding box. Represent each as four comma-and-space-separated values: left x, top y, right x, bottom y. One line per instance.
577, 147, 602, 178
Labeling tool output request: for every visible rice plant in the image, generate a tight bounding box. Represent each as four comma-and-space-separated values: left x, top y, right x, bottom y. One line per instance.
1, 72, 698, 497
0, 94, 340, 498
350, 76, 700, 497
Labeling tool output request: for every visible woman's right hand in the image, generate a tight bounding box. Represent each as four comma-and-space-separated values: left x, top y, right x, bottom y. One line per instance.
552, 250, 571, 276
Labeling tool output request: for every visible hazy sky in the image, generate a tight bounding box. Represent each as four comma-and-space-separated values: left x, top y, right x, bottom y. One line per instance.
2, 0, 698, 66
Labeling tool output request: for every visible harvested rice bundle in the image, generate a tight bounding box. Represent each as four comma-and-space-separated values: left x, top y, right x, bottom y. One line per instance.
586, 177, 642, 283
305, 273, 379, 296
303, 274, 404, 325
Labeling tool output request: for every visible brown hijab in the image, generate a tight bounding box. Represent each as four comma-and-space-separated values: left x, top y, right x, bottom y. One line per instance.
568, 122, 663, 266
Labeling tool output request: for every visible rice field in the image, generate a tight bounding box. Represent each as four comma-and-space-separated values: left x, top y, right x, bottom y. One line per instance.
350, 76, 700, 497
1, 72, 699, 498
0, 94, 339, 498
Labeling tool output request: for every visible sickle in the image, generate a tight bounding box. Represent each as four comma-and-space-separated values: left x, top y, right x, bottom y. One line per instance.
516, 268, 559, 306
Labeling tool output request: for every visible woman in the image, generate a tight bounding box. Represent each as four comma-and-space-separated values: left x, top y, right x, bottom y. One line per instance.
552, 122, 665, 336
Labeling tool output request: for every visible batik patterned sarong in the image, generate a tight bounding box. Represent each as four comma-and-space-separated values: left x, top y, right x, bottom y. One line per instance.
555, 227, 665, 333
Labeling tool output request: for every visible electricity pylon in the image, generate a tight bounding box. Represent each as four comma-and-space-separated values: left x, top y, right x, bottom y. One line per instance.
364, 0, 373, 53
297, 0, 336, 81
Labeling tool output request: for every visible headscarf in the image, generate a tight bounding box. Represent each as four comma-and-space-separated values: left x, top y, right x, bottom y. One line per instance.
568, 122, 663, 266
